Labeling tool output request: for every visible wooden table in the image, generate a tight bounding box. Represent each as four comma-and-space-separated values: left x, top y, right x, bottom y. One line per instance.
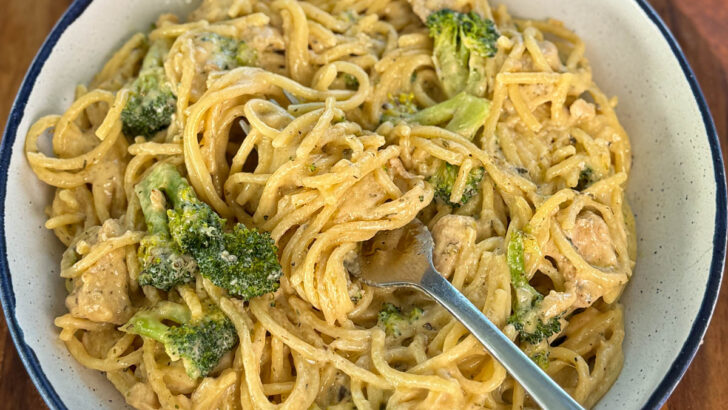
1, 0, 726, 408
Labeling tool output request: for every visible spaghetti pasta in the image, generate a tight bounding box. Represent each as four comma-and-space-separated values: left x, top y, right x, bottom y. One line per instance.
25, 0, 636, 408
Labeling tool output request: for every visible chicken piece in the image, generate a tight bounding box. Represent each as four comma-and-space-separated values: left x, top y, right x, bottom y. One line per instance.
81, 328, 122, 358
407, 0, 474, 23
188, 0, 241, 22
569, 98, 596, 123
539, 40, 562, 71
544, 238, 608, 309
126, 382, 159, 410
570, 211, 617, 267
387, 158, 423, 193
65, 220, 133, 325
332, 175, 388, 224
163, 362, 198, 395
240, 25, 285, 54
431, 215, 477, 278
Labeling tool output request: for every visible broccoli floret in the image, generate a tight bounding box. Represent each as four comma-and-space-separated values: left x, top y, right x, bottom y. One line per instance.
194, 224, 283, 300
531, 351, 550, 369
428, 161, 484, 207
426, 9, 499, 98
381, 92, 489, 140
342, 73, 359, 90
135, 168, 197, 291
120, 301, 238, 379
506, 230, 561, 345
138, 163, 223, 254
197, 32, 257, 70
381, 92, 418, 124
576, 166, 595, 191
236, 43, 257, 67
138, 163, 282, 300
377, 303, 423, 337
121, 38, 177, 139
165, 184, 226, 254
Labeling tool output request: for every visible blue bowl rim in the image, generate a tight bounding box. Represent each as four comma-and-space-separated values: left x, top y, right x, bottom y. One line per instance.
0, 0, 725, 409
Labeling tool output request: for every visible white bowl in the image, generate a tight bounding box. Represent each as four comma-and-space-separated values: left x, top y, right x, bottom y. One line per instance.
1, 0, 725, 408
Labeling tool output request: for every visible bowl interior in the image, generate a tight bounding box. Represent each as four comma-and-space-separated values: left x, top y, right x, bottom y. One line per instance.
1, 0, 723, 409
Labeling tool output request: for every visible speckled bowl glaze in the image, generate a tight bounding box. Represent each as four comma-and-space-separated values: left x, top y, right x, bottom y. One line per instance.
1, 0, 725, 408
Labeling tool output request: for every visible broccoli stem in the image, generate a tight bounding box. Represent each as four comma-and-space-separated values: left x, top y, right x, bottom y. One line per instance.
426, 10, 499, 98
410, 92, 490, 139
507, 230, 542, 311
135, 174, 171, 237
125, 313, 170, 341
141, 37, 171, 71
135, 163, 197, 237
135, 164, 201, 291
121, 301, 238, 379
120, 301, 191, 341
138, 163, 197, 213
507, 230, 563, 345
431, 28, 469, 98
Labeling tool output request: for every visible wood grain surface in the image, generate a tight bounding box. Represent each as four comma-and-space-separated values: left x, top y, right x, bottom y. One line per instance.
0, 1, 726, 409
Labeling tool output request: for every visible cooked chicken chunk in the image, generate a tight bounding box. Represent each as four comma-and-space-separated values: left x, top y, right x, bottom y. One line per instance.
570, 210, 617, 267
569, 98, 596, 123
544, 242, 601, 309
187, 27, 284, 100
431, 214, 477, 278
65, 220, 133, 325
540, 40, 562, 71
407, 0, 474, 22
126, 382, 159, 410
188, 0, 240, 22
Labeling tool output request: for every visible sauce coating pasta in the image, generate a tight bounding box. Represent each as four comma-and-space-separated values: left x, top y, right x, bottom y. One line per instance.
26, 0, 636, 408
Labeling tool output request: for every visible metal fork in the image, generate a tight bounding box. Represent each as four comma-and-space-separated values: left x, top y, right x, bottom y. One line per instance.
348, 219, 583, 410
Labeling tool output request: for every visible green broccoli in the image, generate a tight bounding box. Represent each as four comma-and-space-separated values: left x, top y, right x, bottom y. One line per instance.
576, 166, 595, 191
342, 73, 359, 90
135, 168, 197, 291
196, 224, 283, 300
426, 9, 499, 98
428, 161, 484, 207
506, 230, 561, 345
381, 92, 490, 140
410, 92, 490, 139
137, 163, 282, 300
197, 32, 257, 70
121, 37, 177, 139
530, 351, 550, 370
377, 303, 423, 337
164, 181, 226, 254
381, 92, 418, 124
120, 301, 238, 379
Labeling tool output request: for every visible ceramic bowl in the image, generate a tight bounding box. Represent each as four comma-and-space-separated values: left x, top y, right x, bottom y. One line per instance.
1, 0, 726, 408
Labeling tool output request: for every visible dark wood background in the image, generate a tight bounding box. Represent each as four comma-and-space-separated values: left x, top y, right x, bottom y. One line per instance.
0, 0, 726, 408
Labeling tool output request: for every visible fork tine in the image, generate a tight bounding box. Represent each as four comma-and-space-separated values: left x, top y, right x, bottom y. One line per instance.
239, 118, 250, 135
282, 89, 299, 105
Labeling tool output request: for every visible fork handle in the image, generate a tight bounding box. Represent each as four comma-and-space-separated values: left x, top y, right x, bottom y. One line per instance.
418, 268, 583, 410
